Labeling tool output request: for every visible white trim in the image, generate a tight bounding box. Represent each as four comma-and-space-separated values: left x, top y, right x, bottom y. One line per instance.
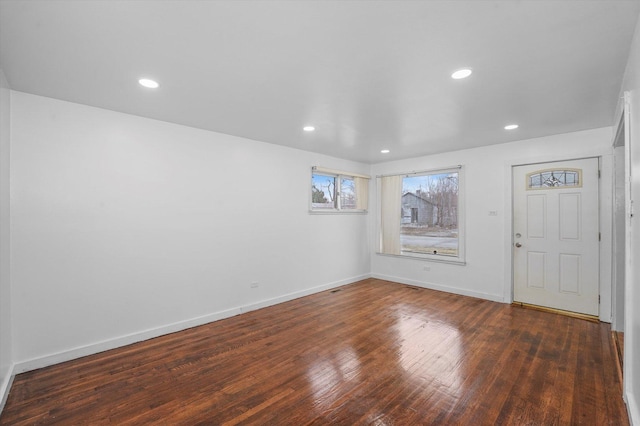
510, 157, 604, 319
14, 308, 241, 374
309, 209, 367, 215
503, 160, 514, 304
13, 274, 371, 375
599, 154, 614, 323
377, 166, 466, 263
622, 90, 634, 410
611, 104, 627, 331
375, 251, 466, 266
239, 273, 370, 313
311, 169, 369, 213
0, 363, 15, 415
312, 166, 370, 180
504, 152, 613, 320
627, 390, 639, 426
375, 164, 462, 179
372, 273, 504, 303
509, 155, 604, 168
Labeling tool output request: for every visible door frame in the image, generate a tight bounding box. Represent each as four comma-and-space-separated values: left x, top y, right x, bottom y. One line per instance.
615, 91, 633, 398
612, 102, 628, 332
503, 153, 614, 323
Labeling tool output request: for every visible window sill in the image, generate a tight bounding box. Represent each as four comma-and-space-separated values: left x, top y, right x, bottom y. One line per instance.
309, 210, 368, 215
375, 251, 466, 265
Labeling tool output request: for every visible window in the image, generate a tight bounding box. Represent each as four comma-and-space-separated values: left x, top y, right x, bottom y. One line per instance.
310, 167, 369, 213
379, 166, 464, 263
311, 174, 337, 209
527, 168, 582, 189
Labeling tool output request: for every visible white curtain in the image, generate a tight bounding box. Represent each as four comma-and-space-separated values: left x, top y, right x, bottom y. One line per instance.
380, 175, 402, 255
355, 177, 369, 211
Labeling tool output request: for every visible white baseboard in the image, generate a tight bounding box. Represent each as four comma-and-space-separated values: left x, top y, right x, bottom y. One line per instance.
13, 274, 371, 375
13, 307, 241, 374
627, 390, 639, 426
0, 363, 15, 414
372, 273, 504, 303
240, 274, 371, 314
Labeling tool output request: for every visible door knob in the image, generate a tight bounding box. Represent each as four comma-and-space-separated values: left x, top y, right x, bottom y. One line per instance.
515, 242, 522, 248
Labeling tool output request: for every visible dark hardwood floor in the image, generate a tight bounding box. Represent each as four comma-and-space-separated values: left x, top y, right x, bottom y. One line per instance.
0, 279, 628, 425
613, 330, 625, 385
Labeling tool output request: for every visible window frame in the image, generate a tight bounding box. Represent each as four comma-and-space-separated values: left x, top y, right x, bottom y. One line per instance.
310, 167, 369, 214
377, 166, 466, 265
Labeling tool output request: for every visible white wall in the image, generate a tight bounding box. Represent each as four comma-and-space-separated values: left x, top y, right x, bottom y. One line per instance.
370, 127, 614, 318
0, 69, 13, 407
9, 92, 371, 370
618, 12, 640, 426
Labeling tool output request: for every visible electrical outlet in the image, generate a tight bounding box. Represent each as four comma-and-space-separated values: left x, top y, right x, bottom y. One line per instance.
488, 210, 498, 216
250, 282, 259, 288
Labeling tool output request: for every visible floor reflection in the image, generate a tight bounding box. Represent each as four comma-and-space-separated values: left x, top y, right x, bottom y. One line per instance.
394, 303, 464, 397
305, 346, 361, 412
303, 300, 465, 423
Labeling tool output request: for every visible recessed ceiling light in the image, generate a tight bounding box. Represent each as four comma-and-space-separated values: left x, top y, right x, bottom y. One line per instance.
303, 126, 315, 132
451, 68, 472, 79
138, 78, 159, 89
504, 124, 519, 130
381, 149, 390, 154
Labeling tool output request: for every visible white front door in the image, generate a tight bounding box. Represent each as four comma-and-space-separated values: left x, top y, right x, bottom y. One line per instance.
513, 158, 600, 316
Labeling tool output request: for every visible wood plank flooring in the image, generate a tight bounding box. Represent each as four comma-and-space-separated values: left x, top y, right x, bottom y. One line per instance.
0, 279, 628, 425
613, 330, 624, 386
